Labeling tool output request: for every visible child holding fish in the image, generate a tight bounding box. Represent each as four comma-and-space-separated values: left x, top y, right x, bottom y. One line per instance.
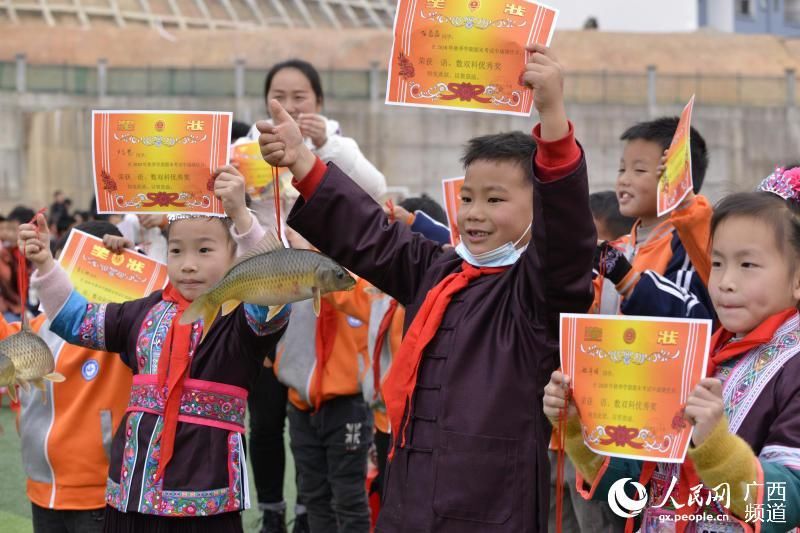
259, 44, 596, 533
0, 220, 132, 533
17, 166, 293, 532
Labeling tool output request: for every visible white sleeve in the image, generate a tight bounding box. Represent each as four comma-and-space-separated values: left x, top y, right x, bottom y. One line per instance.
116, 214, 139, 244
314, 134, 387, 200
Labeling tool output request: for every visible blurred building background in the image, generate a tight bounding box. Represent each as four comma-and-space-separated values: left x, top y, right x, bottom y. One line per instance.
0, 0, 799, 213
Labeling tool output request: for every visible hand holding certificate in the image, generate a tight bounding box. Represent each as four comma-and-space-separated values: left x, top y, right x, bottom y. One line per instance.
387, 0, 558, 116
559, 313, 712, 463
657, 96, 695, 217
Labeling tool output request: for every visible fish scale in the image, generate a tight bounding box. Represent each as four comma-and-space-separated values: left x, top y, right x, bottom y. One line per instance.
208, 249, 326, 307
181, 237, 355, 331
0, 327, 55, 381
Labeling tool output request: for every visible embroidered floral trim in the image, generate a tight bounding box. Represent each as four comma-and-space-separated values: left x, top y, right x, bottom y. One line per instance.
128, 382, 247, 428
136, 301, 176, 373
79, 303, 108, 350
115, 412, 142, 510
245, 305, 290, 336
723, 317, 800, 433
760, 444, 800, 471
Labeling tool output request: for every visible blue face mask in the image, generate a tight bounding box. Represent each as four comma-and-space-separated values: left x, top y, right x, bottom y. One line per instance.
455, 223, 532, 267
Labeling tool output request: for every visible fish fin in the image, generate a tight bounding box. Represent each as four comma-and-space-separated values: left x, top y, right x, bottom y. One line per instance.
44, 373, 65, 383
18, 379, 30, 392
312, 287, 321, 317
7, 385, 17, 403
190, 296, 221, 344
33, 379, 46, 391
181, 294, 217, 325
266, 305, 285, 322
230, 231, 285, 268
221, 300, 241, 316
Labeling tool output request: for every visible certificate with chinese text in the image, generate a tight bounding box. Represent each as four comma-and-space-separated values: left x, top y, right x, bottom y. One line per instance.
657, 96, 695, 217
441, 176, 464, 245
560, 313, 711, 463
92, 111, 231, 214
387, 0, 558, 115
58, 230, 168, 303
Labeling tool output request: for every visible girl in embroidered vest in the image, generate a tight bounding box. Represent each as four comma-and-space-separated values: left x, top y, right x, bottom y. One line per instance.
17, 167, 290, 533
545, 166, 800, 532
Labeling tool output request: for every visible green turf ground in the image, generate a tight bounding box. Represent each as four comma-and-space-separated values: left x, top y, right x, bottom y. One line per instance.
0, 406, 297, 533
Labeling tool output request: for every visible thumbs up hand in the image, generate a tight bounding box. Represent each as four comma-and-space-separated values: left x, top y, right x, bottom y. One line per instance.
257, 100, 317, 180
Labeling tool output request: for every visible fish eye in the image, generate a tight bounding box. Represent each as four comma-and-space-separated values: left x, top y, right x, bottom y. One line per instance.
336, 271, 344, 280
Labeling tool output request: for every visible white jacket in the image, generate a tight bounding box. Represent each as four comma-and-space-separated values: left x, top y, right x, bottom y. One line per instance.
247, 116, 386, 200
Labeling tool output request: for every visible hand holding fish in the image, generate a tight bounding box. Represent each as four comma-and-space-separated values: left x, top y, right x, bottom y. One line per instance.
213, 165, 251, 233
257, 100, 317, 181
18, 214, 55, 275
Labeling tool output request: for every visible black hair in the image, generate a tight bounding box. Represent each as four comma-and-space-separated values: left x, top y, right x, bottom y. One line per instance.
54, 219, 122, 255
7, 206, 35, 224
461, 131, 537, 183
590, 190, 635, 240
167, 217, 235, 249
711, 192, 800, 269
264, 59, 324, 106
400, 194, 448, 225
231, 120, 251, 142
620, 116, 709, 193
56, 214, 76, 235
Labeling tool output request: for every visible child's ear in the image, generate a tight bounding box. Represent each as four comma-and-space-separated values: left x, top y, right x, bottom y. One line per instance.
792, 268, 800, 303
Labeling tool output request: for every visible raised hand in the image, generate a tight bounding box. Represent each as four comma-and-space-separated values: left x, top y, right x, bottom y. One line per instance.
257, 100, 316, 180
523, 43, 568, 141
18, 214, 54, 273
685, 378, 725, 447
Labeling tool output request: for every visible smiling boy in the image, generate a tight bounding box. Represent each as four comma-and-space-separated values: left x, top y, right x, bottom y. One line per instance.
259, 44, 595, 533
593, 117, 715, 319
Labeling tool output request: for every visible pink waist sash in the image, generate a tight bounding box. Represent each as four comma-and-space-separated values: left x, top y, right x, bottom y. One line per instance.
127, 374, 248, 433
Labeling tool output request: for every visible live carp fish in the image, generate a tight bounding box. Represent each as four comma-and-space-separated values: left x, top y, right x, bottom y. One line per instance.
0, 314, 65, 402
181, 231, 355, 336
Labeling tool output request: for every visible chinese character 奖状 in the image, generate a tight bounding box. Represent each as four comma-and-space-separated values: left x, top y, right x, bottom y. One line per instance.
504, 2, 526, 16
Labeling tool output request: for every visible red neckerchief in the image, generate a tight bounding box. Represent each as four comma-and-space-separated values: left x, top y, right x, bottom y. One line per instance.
383, 261, 507, 457
155, 283, 195, 482
708, 307, 797, 374
313, 299, 339, 412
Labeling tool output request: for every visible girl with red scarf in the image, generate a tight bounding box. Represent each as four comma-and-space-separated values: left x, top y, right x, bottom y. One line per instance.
545, 167, 800, 532
18, 167, 290, 533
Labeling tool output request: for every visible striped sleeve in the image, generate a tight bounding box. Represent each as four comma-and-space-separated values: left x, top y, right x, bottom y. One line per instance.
620, 238, 713, 319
